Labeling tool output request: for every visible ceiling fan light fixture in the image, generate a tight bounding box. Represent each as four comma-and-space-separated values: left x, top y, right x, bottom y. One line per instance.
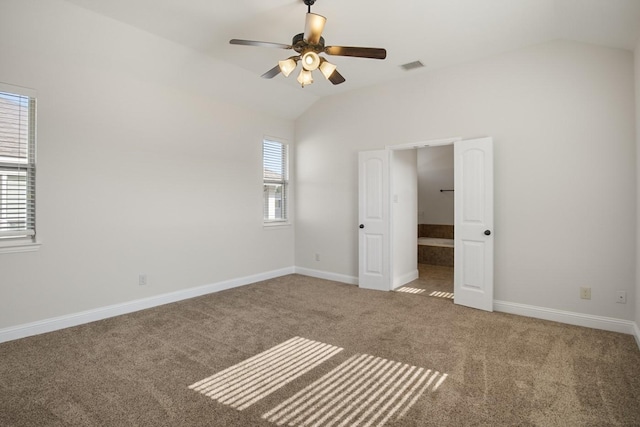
229, 0, 387, 88
278, 57, 298, 77
301, 51, 321, 71
304, 13, 327, 44
297, 68, 313, 87
319, 59, 337, 80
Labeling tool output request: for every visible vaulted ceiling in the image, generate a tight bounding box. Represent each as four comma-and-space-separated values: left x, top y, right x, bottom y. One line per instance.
63, 0, 640, 117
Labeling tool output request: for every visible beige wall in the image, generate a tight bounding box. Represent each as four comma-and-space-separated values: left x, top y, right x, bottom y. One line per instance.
295, 40, 636, 320
0, 0, 295, 329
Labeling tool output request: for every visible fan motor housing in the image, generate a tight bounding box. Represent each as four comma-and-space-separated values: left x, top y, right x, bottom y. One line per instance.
292, 33, 325, 53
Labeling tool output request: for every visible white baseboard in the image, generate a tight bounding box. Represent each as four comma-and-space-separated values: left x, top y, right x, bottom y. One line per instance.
393, 269, 419, 290
494, 300, 637, 337
294, 267, 358, 285
0, 267, 295, 344
4, 268, 638, 352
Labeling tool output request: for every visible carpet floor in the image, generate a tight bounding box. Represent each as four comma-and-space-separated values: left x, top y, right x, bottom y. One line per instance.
1, 274, 639, 426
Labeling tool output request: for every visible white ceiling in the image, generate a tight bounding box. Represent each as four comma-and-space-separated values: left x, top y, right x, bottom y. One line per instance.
63, 0, 640, 108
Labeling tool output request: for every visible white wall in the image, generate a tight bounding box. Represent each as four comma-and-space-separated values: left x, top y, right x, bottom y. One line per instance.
417, 146, 454, 225
295, 40, 636, 321
391, 149, 417, 288
0, 0, 295, 329
635, 37, 640, 331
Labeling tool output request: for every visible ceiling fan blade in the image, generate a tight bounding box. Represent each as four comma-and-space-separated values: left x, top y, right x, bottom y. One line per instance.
229, 39, 291, 49
328, 69, 346, 85
261, 64, 282, 79
325, 46, 387, 60
304, 13, 326, 44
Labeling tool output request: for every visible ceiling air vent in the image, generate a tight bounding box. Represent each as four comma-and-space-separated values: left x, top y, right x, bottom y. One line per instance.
400, 60, 424, 71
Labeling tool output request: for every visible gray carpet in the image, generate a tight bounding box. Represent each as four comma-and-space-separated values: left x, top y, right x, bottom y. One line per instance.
1, 274, 639, 426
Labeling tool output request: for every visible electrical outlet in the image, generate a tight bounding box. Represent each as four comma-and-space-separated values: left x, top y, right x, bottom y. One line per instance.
580, 287, 591, 300
315, 253, 320, 262
139, 274, 147, 286
616, 291, 627, 304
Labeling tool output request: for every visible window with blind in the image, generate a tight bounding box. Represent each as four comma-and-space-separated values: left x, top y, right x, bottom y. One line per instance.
0, 84, 36, 241
263, 139, 288, 223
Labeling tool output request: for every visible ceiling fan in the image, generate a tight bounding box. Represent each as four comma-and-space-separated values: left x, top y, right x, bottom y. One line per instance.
229, 0, 387, 88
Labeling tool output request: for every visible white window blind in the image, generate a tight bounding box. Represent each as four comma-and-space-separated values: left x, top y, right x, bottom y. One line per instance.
0, 86, 36, 240
263, 139, 288, 222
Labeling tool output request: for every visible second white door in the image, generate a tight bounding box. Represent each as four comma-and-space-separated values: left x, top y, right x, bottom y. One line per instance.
454, 137, 494, 312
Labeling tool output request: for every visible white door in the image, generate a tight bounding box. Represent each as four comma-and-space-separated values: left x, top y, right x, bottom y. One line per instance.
454, 137, 494, 311
358, 150, 390, 291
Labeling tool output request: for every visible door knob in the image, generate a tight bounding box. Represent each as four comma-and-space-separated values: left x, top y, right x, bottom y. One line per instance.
359, 224, 365, 229
484, 230, 491, 236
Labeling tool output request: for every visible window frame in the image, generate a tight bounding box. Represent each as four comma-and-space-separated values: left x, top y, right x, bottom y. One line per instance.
0, 82, 39, 253
262, 137, 290, 226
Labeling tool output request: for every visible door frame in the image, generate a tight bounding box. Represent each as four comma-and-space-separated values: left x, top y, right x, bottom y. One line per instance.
358, 137, 462, 291
387, 137, 462, 151
379, 136, 493, 311
359, 137, 493, 311
385, 137, 463, 291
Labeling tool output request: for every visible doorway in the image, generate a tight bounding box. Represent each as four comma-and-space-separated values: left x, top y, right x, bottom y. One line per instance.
358, 137, 495, 312
406, 145, 455, 299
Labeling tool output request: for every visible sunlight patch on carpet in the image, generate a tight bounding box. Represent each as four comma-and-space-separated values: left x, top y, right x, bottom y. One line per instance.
429, 291, 454, 299
395, 287, 425, 294
262, 353, 448, 426
189, 337, 343, 410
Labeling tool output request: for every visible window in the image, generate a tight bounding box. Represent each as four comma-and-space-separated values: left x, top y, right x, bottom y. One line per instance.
0, 84, 36, 242
263, 139, 288, 223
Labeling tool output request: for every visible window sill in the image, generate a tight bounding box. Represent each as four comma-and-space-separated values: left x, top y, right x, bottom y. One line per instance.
0, 240, 42, 254
263, 222, 291, 229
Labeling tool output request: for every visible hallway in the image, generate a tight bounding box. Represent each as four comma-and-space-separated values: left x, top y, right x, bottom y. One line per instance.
396, 264, 454, 300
